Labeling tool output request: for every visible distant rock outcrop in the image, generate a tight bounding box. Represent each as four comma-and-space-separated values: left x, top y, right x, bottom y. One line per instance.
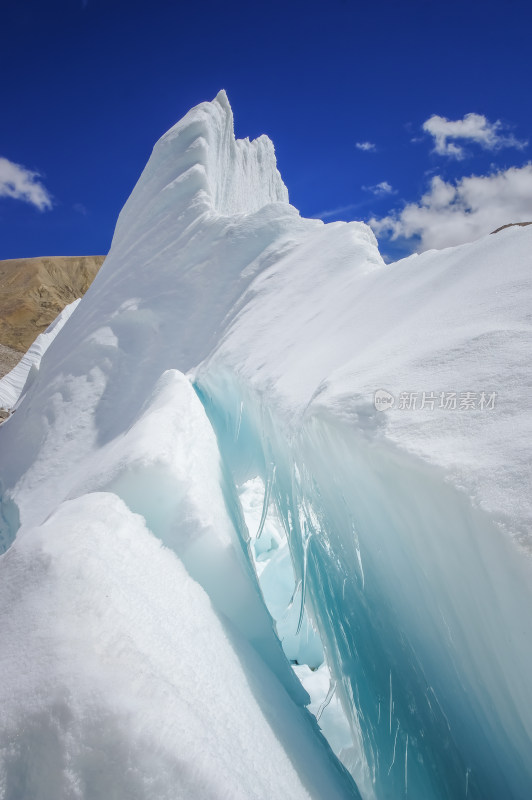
0, 255, 105, 355
491, 221, 532, 235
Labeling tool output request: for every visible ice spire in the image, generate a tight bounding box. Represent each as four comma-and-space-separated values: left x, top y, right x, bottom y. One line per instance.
113, 90, 289, 248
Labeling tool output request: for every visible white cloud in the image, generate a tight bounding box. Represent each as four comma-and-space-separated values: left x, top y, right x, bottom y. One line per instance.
363, 181, 396, 196
355, 141, 376, 152
369, 163, 532, 251
0, 157, 53, 211
422, 113, 528, 159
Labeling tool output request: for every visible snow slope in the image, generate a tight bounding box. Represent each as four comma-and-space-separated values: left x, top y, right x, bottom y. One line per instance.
0, 91, 531, 799
0, 299, 80, 410
0, 492, 354, 800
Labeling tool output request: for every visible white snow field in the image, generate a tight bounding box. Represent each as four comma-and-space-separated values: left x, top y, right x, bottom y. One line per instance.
0, 91, 531, 799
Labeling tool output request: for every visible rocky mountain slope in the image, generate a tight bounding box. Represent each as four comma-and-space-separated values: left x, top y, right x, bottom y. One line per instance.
0, 342, 22, 379
0, 256, 104, 363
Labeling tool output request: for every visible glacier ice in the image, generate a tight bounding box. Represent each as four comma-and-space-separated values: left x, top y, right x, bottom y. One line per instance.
0, 90, 531, 799
0, 298, 80, 410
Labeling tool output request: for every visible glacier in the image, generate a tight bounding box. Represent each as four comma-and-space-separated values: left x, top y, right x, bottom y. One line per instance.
0, 90, 531, 799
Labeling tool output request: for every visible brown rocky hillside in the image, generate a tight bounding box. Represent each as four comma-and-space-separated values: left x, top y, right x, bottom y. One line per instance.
0, 255, 105, 354
0, 343, 22, 380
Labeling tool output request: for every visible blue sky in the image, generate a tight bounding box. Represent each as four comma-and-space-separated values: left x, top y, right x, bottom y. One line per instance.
1, 0, 531, 260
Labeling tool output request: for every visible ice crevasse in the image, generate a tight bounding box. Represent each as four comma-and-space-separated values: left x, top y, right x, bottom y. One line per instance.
0, 90, 531, 800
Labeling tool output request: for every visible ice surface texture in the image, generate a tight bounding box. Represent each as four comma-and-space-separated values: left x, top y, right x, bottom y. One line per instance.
0, 492, 352, 800
0, 91, 531, 799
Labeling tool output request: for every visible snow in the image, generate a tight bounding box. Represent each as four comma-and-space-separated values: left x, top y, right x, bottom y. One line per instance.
0, 298, 80, 410
199, 223, 532, 536
0, 492, 352, 800
0, 91, 531, 799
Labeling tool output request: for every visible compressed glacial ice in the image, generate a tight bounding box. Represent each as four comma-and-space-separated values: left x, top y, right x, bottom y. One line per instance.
0, 90, 531, 799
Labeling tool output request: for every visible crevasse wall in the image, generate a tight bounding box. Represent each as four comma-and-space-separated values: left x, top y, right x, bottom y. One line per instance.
195, 368, 532, 799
